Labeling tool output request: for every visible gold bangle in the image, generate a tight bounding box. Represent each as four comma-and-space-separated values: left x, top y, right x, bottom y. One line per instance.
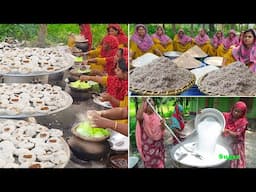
114, 121, 118, 130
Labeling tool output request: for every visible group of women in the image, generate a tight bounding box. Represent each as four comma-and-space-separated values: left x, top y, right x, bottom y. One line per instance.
71, 24, 129, 136
130, 24, 256, 73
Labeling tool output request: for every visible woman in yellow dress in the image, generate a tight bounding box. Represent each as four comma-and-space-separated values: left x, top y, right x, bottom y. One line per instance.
151, 25, 173, 54
194, 28, 212, 55
217, 29, 239, 57
173, 29, 194, 52
208, 30, 224, 56
130, 24, 161, 59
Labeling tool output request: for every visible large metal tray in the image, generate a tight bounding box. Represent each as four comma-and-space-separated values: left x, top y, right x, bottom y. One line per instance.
0, 47, 74, 76
0, 91, 73, 118
0, 118, 70, 168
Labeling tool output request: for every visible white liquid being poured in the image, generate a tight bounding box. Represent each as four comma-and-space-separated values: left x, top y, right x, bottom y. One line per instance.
197, 118, 222, 158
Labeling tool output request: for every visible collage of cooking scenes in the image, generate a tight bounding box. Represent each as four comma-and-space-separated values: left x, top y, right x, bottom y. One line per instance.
0, 24, 255, 168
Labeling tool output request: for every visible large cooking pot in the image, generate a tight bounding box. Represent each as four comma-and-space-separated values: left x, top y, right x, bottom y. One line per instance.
75, 42, 89, 52
67, 136, 110, 161
169, 140, 232, 168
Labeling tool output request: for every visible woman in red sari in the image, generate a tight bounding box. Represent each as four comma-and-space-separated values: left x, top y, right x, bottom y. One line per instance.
223, 101, 248, 168
83, 35, 119, 73
136, 98, 165, 168
80, 57, 128, 108
107, 24, 128, 48
79, 24, 93, 50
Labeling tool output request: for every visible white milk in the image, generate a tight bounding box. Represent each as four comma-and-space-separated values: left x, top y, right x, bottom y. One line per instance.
197, 118, 222, 157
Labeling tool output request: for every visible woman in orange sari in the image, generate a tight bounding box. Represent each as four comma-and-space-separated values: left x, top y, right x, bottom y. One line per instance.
136, 98, 165, 168
223, 101, 248, 168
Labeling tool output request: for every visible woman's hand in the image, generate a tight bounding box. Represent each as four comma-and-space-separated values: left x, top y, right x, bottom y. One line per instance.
80, 75, 90, 81
100, 92, 112, 102
87, 110, 106, 128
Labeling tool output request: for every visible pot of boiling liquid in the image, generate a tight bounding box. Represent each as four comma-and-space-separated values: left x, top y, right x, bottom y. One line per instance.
170, 109, 232, 168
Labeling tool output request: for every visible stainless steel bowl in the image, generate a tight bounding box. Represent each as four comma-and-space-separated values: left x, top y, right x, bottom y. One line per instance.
194, 108, 225, 131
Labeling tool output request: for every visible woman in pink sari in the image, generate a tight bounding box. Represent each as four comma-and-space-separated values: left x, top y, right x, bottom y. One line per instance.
208, 30, 224, 56
223, 29, 256, 72
217, 29, 239, 57
231, 29, 256, 72
173, 29, 193, 52
136, 98, 165, 168
194, 28, 211, 55
151, 25, 173, 53
130, 24, 162, 59
223, 101, 248, 168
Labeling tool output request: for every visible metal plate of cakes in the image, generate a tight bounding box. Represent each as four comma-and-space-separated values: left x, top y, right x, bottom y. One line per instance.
0, 83, 73, 118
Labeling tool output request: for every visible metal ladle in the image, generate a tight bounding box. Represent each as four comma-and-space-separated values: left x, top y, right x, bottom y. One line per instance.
146, 98, 203, 160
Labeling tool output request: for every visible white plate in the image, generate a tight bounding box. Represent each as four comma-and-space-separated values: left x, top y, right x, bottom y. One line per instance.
164, 51, 182, 58
108, 130, 128, 151
204, 57, 223, 67
132, 53, 159, 67
93, 96, 112, 108
191, 65, 219, 85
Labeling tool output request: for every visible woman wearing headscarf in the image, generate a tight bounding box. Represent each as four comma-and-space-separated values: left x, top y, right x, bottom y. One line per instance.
130, 24, 162, 59
85, 24, 127, 59
79, 24, 93, 51
222, 29, 256, 72
208, 30, 224, 56
151, 25, 173, 54
83, 35, 119, 74
107, 24, 128, 48
194, 28, 212, 55
80, 57, 128, 108
173, 29, 194, 52
223, 101, 248, 168
217, 29, 239, 57
136, 98, 165, 168
168, 104, 186, 145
